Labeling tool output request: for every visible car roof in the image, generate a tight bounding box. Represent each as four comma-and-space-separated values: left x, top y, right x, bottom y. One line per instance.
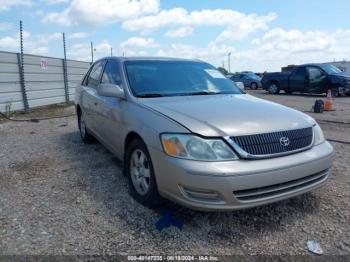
99, 56, 204, 63
297, 63, 324, 67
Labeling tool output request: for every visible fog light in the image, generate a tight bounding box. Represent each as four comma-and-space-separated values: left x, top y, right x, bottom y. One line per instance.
181, 186, 223, 202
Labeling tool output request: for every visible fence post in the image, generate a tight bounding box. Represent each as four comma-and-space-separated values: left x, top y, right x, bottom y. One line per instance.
62, 33, 69, 103
18, 20, 29, 111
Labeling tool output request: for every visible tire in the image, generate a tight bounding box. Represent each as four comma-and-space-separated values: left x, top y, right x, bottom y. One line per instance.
78, 110, 95, 143
267, 82, 280, 94
125, 138, 164, 207
330, 88, 340, 97
250, 82, 258, 90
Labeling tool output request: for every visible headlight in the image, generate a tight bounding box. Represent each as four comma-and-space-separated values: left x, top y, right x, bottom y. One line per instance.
313, 124, 325, 145
161, 134, 238, 161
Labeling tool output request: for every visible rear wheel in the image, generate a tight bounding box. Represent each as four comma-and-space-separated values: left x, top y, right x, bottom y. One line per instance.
125, 139, 164, 207
250, 82, 258, 90
267, 82, 280, 94
78, 110, 94, 143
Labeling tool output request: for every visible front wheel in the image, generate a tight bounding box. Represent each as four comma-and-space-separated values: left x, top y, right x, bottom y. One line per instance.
250, 82, 258, 90
267, 82, 280, 94
78, 110, 95, 143
125, 139, 164, 207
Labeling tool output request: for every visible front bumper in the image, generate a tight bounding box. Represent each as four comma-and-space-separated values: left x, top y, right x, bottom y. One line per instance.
149, 141, 334, 211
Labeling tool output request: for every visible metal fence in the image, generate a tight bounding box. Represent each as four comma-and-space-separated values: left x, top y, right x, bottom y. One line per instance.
0, 50, 90, 113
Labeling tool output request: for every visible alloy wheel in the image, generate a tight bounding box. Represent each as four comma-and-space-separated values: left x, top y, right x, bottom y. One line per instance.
130, 149, 151, 196
269, 84, 278, 94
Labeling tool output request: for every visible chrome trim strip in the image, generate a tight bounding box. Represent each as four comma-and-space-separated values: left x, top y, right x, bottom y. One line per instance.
234, 169, 328, 198
234, 170, 329, 202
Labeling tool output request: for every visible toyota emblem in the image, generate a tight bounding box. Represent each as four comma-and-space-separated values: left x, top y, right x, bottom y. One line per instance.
280, 136, 290, 146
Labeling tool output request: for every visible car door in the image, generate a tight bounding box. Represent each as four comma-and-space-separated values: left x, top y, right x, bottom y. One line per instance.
306, 66, 327, 94
80, 60, 105, 135
93, 59, 124, 157
288, 66, 307, 92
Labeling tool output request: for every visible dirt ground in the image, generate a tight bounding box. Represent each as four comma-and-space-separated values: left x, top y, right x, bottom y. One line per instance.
0, 90, 349, 258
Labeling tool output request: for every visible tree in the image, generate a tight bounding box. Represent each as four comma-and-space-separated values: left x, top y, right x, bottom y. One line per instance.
217, 67, 228, 75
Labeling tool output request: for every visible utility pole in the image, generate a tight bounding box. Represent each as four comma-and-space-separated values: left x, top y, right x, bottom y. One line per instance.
110, 47, 113, 57
18, 20, 29, 111
62, 32, 69, 103
90, 42, 94, 63
228, 52, 231, 73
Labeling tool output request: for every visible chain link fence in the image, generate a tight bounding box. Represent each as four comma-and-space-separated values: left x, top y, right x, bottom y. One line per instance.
0, 50, 90, 113
0, 21, 94, 113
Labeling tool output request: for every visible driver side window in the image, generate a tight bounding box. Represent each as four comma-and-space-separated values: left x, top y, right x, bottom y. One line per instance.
307, 67, 323, 83
87, 61, 105, 88
101, 60, 122, 85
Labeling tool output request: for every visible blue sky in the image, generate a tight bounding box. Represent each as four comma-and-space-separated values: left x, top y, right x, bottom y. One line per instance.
1, 0, 349, 71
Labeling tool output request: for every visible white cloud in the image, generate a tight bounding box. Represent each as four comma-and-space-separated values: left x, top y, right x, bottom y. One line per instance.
43, 0, 160, 26
30, 47, 49, 54
67, 40, 112, 61
67, 32, 90, 39
254, 28, 333, 53
165, 27, 193, 38
43, 0, 69, 5
214, 13, 276, 42
0, 31, 61, 56
156, 42, 233, 66
0, 22, 13, 31
37, 32, 62, 44
120, 37, 158, 49
122, 8, 276, 41
0, 0, 31, 11
153, 28, 350, 72
122, 8, 189, 33
0, 36, 18, 49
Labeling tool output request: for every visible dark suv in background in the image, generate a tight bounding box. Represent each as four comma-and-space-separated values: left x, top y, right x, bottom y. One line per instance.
262, 64, 350, 96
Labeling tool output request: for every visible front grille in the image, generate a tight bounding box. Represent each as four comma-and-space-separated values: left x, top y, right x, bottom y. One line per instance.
233, 169, 329, 202
230, 127, 313, 157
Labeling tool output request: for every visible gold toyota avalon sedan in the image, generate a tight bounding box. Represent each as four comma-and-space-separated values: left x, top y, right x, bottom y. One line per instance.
75, 57, 334, 211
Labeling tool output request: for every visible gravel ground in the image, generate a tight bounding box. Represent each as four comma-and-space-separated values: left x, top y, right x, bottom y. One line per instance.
0, 90, 349, 257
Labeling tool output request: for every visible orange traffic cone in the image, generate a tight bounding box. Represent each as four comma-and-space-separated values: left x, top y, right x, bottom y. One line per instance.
324, 89, 333, 111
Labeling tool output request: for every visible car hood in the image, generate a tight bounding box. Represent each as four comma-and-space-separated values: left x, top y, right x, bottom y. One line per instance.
329, 72, 350, 78
138, 94, 315, 137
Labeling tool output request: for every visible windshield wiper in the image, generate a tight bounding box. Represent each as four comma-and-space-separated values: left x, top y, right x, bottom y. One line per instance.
137, 93, 165, 98
137, 91, 225, 97
180, 91, 221, 96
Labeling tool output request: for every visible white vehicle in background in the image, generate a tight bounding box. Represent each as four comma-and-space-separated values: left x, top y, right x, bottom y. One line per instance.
235, 81, 245, 90
225, 74, 245, 90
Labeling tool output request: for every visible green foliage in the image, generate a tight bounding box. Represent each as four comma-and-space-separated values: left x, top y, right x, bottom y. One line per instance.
5, 100, 12, 117
217, 67, 228, 75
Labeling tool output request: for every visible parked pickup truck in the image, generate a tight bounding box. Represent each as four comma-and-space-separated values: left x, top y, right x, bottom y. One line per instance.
262, 64, 350, 96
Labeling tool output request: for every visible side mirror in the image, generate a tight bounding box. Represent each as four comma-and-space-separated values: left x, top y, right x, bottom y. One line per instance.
98, 83, 125, 98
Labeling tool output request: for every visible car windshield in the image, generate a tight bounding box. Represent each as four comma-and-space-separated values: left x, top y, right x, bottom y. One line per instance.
125, 60, 243, 97
320, 64, 342, 74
